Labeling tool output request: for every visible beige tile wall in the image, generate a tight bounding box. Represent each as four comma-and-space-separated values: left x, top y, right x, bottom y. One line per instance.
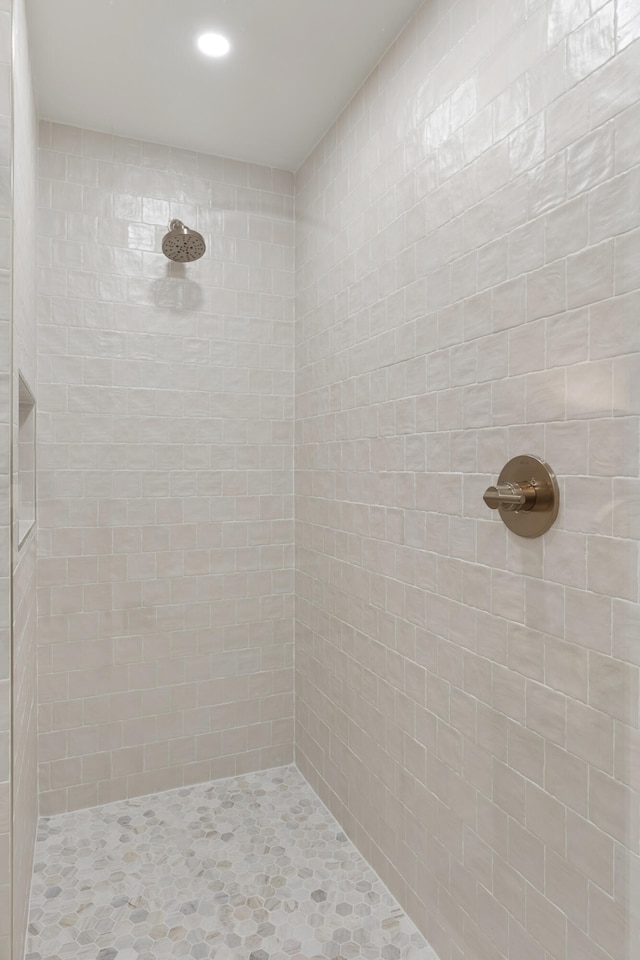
295, 1, 640, 959
37, 126, 295, 814
0, 0, 11, 953
11, 0, 38, 955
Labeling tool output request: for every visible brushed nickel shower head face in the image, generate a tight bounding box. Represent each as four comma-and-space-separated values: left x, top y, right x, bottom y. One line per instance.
161, 219, 206, 262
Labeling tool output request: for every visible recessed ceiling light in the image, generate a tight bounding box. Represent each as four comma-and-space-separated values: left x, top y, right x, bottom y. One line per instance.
197, 32, 231, 58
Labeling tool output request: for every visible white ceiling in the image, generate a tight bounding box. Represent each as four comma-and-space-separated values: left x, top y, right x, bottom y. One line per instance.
26, 0, 425, 171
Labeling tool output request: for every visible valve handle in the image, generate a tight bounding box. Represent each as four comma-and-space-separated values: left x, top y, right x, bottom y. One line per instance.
482, 480, 537, 513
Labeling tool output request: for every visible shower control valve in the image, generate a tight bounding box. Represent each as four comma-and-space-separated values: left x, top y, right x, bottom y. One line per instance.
482, 455, 559, 538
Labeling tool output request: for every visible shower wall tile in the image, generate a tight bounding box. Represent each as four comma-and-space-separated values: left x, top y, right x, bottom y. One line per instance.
295, 2, 640, 960
0, 2, 38, 958
0, 13, 9, 946
37, 125, 295, 815
11, 2, 38, 958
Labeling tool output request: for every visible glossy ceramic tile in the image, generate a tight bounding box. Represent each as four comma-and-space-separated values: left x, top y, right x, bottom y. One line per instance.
295, 2, 640, 959
37, 124, 296, 815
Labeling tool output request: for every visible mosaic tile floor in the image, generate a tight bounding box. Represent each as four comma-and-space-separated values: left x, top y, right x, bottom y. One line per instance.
26, 765, 438, 960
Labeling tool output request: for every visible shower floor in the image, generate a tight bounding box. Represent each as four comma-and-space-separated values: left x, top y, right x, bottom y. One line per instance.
25, 765, 437, 960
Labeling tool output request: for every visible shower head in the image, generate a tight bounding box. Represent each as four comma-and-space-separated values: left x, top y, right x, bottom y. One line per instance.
161, 219, 206, 262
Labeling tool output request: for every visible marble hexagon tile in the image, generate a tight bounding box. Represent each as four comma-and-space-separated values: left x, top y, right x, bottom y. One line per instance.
25, 766, 438, 960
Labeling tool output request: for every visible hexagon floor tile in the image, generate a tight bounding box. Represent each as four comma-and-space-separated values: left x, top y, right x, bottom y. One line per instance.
26, 765, 439, 960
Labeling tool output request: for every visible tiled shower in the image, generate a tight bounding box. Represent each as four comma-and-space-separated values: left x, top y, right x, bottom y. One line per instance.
2, 1, 639, 959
